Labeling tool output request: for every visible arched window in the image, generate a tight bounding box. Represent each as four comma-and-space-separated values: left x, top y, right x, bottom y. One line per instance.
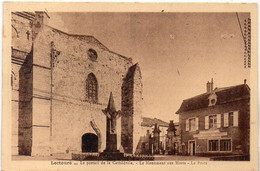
86, 73, 98, 103
88, 49, 98, 61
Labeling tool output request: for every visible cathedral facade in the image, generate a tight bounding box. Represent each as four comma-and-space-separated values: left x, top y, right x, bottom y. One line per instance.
11, 12, 143, 157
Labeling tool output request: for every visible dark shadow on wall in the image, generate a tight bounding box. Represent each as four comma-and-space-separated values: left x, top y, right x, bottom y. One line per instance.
121, 64, 137, 154
18, 49, 33, 155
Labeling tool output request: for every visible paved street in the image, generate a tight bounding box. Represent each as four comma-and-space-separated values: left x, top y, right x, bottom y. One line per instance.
13, 155, 211, 161
154, 155, 210, 161
12, 155, 56, 161
12, 153, 71, 161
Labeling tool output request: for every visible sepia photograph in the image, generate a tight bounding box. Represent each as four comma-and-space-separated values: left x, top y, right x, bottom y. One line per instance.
2, 2, 258, 171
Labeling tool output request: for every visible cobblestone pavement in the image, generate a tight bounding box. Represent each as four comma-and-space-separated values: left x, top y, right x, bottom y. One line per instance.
153, 155, 211, 161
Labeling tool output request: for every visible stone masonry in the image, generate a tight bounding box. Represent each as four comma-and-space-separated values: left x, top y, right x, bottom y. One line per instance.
11, 12, 143, 156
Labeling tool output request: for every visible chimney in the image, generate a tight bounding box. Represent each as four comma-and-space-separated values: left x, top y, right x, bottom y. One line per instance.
206, 81, 211, 93
244, 79, 247, 84
206, 78, 214, 93
210, 78, 214, 92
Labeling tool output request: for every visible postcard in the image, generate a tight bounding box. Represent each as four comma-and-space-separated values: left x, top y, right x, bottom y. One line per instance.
2, 2, 258, 171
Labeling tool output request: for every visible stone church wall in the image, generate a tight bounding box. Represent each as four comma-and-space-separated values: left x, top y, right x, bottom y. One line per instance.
12, 12, 143, 156
121, 64, 143, 154
132, 65, 143, 154
18, 51, 33, 155
11, 14, 33, 53
33, 25, 133, 155
11, 12, 34, 156
12, 12, 50, 156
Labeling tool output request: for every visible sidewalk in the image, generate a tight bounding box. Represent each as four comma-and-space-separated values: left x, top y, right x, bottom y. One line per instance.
154, 155, 211, 161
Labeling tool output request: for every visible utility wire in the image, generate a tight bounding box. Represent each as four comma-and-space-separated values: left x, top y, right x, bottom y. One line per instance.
235, 12, 247, 46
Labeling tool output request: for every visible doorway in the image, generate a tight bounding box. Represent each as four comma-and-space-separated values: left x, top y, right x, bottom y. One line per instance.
82, 133, 98, 152
188, 140, 196, 156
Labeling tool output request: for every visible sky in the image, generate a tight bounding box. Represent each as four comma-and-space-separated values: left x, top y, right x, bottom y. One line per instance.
46, 12, 250, 123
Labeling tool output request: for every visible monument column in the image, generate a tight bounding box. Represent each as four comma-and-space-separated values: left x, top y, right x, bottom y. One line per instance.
101, 92, 124, 159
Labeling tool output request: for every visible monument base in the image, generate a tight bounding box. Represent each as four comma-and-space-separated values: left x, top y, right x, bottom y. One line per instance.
100, 150, 124, 160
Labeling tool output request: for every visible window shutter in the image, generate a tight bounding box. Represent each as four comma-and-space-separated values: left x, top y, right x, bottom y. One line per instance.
234, 111, 239, 127
224, 113, 229, 127
217, 114, 221, 128
195, 117, 199, 130
186, 119, 189, 131
205, 116, 209, 129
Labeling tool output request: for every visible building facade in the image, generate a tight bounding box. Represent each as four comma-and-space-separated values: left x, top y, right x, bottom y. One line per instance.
137, 117, 180, 155
176, 80, 250, 157
11, 12, 143, 157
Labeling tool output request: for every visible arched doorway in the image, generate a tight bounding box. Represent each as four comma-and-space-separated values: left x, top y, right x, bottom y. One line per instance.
82, 133, 98, 152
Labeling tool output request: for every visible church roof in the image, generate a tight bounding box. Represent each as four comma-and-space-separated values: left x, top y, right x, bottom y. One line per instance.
176, 84, 250, 114
46, 25, 132, 62
12, 11, 132, 62
47, 25, 109, 50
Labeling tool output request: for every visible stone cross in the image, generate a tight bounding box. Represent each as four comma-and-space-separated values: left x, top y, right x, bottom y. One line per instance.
26, 30, 30, 40
102, 92, 121, 152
